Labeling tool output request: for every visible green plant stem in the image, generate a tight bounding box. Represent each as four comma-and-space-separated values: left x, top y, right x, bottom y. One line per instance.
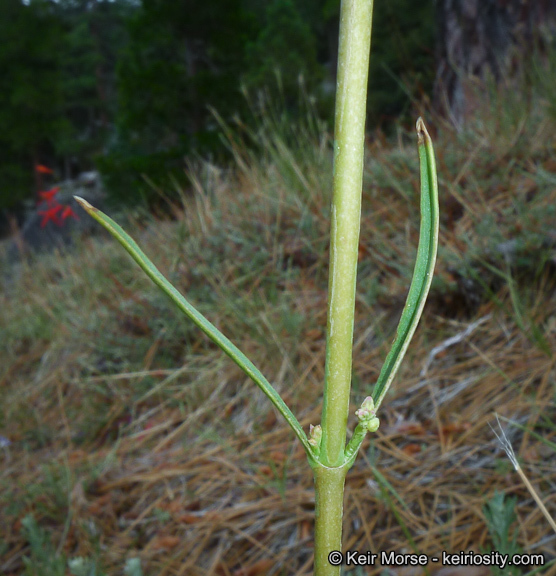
321, 0, 374, 468
313, 464, 349, 576
313, 1, 374, 574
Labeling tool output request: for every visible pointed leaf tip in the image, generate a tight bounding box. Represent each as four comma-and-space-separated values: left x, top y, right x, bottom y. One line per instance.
73, 196, 95, 212
416, 117, 430, 145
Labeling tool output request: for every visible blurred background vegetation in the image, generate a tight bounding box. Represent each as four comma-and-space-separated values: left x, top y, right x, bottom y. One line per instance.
2, 0, 554, 227
0, 0, 438, 226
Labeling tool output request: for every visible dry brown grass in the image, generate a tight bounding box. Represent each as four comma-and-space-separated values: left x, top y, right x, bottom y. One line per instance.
1, 80, 555, 575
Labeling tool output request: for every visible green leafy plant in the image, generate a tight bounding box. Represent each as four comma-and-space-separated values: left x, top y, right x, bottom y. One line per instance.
20, 514, 144, 576
75, 1, 439, 574
20, 514, 66, 576
483, 491, 521, 576
68, 556, 143, 576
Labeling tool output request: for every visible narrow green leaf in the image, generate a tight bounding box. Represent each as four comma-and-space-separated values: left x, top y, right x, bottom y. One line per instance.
74, 196, 314, 460
371, 117, 439, 410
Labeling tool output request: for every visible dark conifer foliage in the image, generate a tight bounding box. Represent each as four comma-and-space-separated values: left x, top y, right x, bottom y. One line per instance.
0, 0, 438, 213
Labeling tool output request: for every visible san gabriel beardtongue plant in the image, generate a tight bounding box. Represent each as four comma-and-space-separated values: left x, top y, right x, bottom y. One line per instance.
75, 0, 439, 574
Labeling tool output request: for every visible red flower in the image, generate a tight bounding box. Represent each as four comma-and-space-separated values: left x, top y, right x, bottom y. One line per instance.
39, 204, 64, 228
35, 164, 54, 174
39, 186, 60, 204
60, 205, 79, 222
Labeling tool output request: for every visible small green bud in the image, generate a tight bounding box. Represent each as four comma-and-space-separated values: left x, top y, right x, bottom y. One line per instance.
355, 396, 375, 420
308, 424, 322, 450
365, 417, 380, 433
355, 396, 380, 433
